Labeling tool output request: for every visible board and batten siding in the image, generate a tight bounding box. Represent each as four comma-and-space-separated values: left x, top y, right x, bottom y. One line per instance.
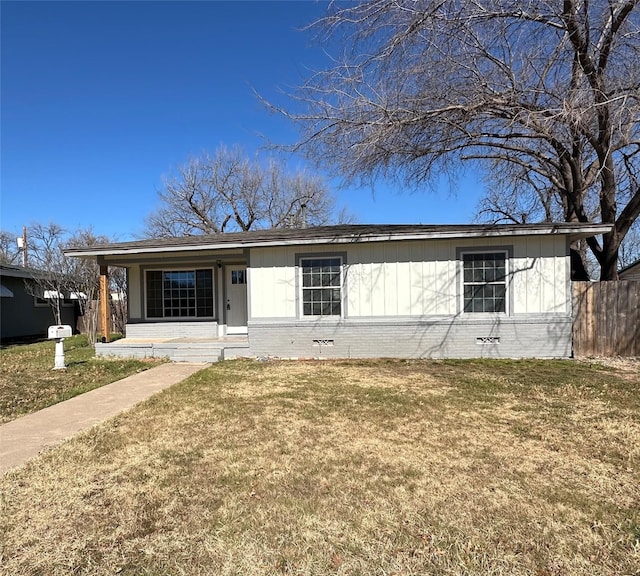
128, 266, 142, 319
248, 235, 571, 319
511, 234, 571, 315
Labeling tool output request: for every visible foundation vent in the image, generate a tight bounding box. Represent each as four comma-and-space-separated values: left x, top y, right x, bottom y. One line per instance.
476, 337, 500, 345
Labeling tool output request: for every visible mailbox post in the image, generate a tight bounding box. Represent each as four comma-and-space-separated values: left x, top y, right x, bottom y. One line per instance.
47, 325, 73, 370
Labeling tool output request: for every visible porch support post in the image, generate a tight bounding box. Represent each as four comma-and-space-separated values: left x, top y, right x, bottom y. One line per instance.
99, 265, 110, 343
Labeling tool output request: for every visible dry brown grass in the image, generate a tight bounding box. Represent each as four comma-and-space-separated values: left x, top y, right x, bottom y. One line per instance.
1, 359, 638, 575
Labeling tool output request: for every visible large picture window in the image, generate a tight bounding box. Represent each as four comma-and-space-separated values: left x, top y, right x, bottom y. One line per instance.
462, 252, 507, 313
300, 257, 342, 317
146, 269, 213, 319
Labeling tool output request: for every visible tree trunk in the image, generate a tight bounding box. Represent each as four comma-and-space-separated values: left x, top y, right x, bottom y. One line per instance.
600, 231, 620, 281
570, 248, 590, 281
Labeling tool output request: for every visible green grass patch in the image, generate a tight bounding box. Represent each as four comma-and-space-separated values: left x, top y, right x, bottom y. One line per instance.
0, 335, 164, 423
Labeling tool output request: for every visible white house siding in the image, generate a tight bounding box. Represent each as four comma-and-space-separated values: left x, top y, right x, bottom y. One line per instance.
249, 235, 570, 319
247, 235, 572, 359
248, 246, 297, 318
342, 240, 453, 316
112, 234, 572, 358
511, 235, 570, 315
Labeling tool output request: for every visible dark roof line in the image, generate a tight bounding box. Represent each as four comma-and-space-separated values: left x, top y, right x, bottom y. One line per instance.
64, 222, 613, 257
0, 263, 49, 278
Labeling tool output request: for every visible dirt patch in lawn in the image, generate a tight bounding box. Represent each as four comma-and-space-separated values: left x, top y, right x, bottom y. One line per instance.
1, 358, 638, 575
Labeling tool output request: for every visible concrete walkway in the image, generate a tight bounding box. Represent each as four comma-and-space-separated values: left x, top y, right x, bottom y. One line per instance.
0, 362, 206, 475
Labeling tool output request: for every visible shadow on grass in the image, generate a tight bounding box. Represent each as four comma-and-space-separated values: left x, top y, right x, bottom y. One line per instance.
0, 336, 49, 349
64, 360, 90, 368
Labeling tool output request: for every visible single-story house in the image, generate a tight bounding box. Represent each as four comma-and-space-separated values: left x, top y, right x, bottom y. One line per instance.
0, 264, 77, 341
619, 258, 640, 280
65, 223, 611, 361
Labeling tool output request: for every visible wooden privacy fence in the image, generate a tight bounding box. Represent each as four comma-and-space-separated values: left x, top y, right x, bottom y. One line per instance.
573, 281, 640, 357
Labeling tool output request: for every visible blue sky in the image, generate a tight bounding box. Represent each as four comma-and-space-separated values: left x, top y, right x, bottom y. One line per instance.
1, 0, 486, 241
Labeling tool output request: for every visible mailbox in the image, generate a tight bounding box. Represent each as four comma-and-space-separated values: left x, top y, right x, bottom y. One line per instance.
48, 325, 73, 339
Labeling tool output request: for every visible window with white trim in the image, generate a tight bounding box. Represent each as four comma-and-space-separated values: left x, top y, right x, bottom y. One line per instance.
300, 257, 342, 316
462, 252, 507, 313
34, 290, 74, 307
146, 269, 213, 318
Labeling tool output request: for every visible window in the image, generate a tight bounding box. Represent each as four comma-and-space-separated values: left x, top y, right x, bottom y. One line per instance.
462, 252, 507, 313
146, 269, 213, 319
34, 290, 74, 307
300, 257, 342, 316
231, 269, 246, 284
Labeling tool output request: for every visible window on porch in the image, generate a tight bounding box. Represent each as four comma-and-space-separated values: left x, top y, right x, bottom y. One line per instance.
146, 269, 213, 319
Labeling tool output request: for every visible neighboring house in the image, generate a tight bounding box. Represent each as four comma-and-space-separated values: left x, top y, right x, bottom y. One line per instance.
0, 264, 76, 341
65, 223, 611, 360
619, 258, 640, 280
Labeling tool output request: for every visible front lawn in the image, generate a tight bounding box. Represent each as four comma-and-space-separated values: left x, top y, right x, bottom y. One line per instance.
0, 335, 163, 424
1, 358, 638, 575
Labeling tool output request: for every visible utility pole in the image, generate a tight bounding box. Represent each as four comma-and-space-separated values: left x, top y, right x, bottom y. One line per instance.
16, 226, 28, 267
22, 226, 28, 267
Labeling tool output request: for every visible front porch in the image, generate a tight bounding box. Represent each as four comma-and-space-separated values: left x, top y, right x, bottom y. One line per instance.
95, 335, 251, 363
95, 258, 249, 353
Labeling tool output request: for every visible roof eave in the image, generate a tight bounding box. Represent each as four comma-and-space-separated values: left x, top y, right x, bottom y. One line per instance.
0, 266, 48, 279
619, 261, 640, 277
64, 223, 613, 259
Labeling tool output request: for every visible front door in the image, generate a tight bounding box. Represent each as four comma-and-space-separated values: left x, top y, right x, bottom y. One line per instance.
225, 266, 248, 333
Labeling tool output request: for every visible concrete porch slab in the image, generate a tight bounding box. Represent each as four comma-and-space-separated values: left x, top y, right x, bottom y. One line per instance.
95, 336, 251, 362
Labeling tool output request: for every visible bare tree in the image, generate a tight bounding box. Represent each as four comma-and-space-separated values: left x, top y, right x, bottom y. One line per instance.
144, 146, 350, 237
21, 223, 118, 343
63, 228, 114, 343
280, 0, 640, 280
24, 223, 72, 325
0, 230, 22, 265
473, 161, 603, 279
618, 220, 640, 267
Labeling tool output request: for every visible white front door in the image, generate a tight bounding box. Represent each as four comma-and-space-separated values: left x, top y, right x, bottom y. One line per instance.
226, 266, 248, 333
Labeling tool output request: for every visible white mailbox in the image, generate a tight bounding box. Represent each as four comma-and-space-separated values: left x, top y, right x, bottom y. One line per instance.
48, 325, 73, 339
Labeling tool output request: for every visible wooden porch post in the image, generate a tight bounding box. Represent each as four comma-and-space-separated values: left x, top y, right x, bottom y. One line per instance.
99, 265, 110, 343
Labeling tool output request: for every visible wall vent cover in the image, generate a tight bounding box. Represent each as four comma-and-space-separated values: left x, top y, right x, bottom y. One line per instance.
476, 337, 500, 344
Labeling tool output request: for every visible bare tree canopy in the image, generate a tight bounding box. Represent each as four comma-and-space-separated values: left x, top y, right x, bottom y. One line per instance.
1, 223, 125, 341
0, 231, 22, 265
25, 224, 113, 338
284, 0, 640, 279
143, 146, 349, 237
